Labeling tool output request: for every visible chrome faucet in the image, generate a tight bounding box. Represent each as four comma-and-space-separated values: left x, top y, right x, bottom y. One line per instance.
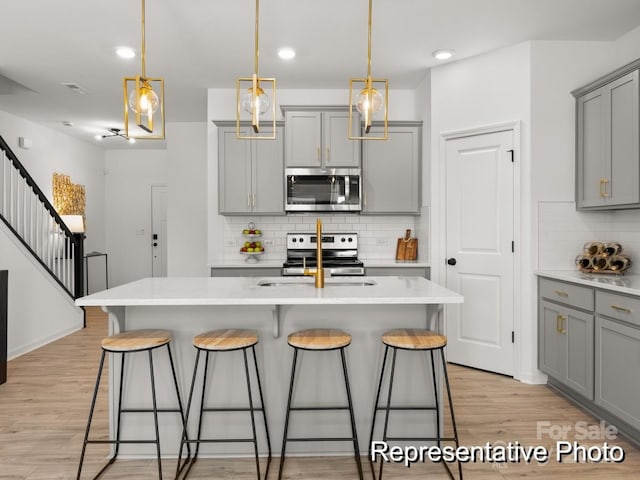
304, 218, 325, 288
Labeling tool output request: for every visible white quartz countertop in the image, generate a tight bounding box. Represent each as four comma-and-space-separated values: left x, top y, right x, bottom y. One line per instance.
209, 260, 431, 268
76, 276, 463, 307
537, 270, 640, 296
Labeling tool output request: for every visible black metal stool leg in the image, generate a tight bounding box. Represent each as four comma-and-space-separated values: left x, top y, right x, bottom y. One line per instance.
148, 349, 163, 480
165, 343, 190, 479
113, 352, 126, 459
77, 350, 106, 480
194, 351, 211, 460
440, 348, 463, 480
278, 347, 299, 480
379, 347, 398, 480
340, 347, 364, 480
243, 348, 261, 480
176, 349, 201, 479
251, 345, 272, 479
430, 350, 441, 449
368, 345, 389, 479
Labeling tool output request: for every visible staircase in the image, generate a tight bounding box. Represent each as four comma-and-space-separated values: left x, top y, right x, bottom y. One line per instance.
0, 135, 83, 300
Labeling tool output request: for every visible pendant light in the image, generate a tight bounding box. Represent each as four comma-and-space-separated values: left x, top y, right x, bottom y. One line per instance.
123, 0, 165, 140
349, 0, 388, 140
236, 0, 276, 140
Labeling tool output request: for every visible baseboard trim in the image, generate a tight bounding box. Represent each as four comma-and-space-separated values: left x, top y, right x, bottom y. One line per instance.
8, 321, 83, 360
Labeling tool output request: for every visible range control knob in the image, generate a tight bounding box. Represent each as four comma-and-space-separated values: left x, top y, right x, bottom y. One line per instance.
341, 237, 346, 242
292, 237, 297, 243
299, 237, 304, 243
348, 237, 353, 242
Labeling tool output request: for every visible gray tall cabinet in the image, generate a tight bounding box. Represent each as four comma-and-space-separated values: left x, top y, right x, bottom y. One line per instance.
216, 121, 284, 215
573, 60, 640, 210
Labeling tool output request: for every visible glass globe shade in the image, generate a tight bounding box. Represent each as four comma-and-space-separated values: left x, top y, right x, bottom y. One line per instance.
241, 86, 270, 116
356, 87, 383, 115
128, 85, 160, 115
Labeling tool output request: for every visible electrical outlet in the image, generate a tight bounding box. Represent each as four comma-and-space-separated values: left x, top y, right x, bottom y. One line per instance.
264, 240, 274, 246
376, 238, 389, 246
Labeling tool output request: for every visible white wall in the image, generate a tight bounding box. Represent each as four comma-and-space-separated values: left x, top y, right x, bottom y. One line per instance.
104, 148, 168, 286
430, 42, 534, 382
0, 110, 106, 253
104, 122, 208, 285
166, 122, 208, 276
532, 29, 640, 271
206, 88, 421, 266
0, 110, 103, 358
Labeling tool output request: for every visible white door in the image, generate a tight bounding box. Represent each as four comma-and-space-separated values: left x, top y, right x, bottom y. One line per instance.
151, 185, 168, 277
445, 129, 515, 376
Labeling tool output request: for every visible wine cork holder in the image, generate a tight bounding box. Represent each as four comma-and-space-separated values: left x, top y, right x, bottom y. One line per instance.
575, 242, 631, 274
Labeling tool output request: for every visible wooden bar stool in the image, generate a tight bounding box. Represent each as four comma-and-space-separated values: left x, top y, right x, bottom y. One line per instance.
368, 329, 462, 480
176, 329, 271, 480
278, 328, 363, 480
77, 329, 190, 480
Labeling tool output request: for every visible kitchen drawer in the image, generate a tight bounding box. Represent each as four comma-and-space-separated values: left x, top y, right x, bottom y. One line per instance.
539, 278, 594, 311
596, 290, 640, 327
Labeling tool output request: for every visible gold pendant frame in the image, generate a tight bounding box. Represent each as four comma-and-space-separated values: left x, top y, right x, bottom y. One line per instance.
123, 75, 165, 140
235, 76, 276, 140
348, 77, 388, 140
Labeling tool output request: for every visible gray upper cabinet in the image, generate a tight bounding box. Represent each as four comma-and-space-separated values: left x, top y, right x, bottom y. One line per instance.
574, 60, 640, 210
216, 122, 284, 215
362, 121, 422, 214
283, 106, 361, 168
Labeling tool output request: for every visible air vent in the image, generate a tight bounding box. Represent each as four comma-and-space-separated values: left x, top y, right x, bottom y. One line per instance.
61, 82, 88, 95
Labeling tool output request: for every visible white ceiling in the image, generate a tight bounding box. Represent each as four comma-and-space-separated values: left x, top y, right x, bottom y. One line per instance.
1, 0, 640, 147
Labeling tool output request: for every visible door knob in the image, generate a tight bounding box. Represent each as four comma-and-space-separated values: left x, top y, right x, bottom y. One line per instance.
153, 242, 158, 247
447, 258, 457, 266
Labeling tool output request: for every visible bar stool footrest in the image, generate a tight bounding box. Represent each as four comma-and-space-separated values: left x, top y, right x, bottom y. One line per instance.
290, 405, 350, 411
375, 405, 437, 411
287, 436, 358, 442
385, 436, 458, 442
183, 438, 258, 444
84, 439, 158, 445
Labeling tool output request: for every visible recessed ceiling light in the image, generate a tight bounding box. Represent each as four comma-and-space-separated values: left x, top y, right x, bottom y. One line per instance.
116, 46, 136, 59
278, 47, 296, 60
432, 49, 454, 60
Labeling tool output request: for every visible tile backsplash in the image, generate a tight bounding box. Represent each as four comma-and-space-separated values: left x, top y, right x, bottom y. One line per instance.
538, 201, 640, 271
222, 211, 428, 263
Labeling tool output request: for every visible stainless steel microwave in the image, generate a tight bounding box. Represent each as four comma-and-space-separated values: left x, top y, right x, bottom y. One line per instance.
285, 168, 362, 212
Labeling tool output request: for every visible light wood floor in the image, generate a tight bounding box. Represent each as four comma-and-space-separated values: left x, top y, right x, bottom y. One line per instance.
1, 307, 639, 479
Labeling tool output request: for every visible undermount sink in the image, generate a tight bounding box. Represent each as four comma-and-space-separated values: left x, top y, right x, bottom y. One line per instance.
257, 278, 377, 287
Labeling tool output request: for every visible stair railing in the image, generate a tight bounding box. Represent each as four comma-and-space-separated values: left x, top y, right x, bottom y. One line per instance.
0, 135, 83, 299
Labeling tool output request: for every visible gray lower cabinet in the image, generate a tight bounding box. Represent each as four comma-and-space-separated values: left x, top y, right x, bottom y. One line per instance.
595, 291, 640, 431
539, 300, 594, 400
538, 275, 640, 443
283, 107, 360, 168
216, 122, 284, 215
574, 61, 640, 210
362, 122, 421, 214
211, 267, 282, 277
365, 265, 430, 278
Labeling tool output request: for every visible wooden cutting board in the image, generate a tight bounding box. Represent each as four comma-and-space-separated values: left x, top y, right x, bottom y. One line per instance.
396, 229, 418, 261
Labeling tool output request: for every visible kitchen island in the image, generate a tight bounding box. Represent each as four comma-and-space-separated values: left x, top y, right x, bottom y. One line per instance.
76, 276, 463, 457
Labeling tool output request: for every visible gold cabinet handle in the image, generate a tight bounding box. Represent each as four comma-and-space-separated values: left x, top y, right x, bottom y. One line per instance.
317, 147, 320, 162
363, 192, 367, 207
326, 147, 330, 163
600, 178, 610, 198
556, 314, 567, 334
610, 304, 632, 314
247, 193, 251, 208
554, 290, 569, 298
252, 193, 256, 207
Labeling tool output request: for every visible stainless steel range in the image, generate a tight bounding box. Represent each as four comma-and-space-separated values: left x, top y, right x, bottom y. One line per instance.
282, 232, 365, 276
